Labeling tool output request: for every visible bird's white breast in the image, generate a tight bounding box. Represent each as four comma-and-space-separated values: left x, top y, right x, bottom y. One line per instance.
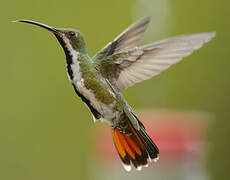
67, 49, 117, 123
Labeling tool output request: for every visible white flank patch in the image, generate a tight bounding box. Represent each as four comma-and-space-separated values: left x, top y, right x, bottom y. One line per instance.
137, 166, 142, 171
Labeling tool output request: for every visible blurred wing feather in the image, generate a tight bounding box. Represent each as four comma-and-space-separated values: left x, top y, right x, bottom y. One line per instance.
111, 16, 150, 53
116, 32, 216, 91
93, 17, 150, 60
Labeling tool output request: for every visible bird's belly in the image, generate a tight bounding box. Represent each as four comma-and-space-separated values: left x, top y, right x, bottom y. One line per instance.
75, 79, 119, 122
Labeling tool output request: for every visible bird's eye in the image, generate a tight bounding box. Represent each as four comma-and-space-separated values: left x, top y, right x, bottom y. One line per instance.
69, 31, 75, 36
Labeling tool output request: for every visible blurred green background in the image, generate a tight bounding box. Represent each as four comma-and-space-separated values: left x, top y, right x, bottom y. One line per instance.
1, 0, 229, 179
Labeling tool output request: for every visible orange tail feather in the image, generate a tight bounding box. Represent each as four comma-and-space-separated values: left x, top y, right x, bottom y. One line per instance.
112, 121, 159, 171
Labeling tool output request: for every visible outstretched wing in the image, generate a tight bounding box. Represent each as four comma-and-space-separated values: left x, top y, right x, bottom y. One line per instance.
115, 32, 216, 91
93, 17, 151, 60
95, 32, 216, 92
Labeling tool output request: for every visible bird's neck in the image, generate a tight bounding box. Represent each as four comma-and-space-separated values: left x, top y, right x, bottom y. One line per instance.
66, 49, 91, 82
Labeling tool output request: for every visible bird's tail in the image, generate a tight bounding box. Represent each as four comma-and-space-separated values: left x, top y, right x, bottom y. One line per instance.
112, 120, 159, 171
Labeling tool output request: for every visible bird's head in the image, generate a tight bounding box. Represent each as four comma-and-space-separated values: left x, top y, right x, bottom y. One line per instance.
16, 19, 87, 54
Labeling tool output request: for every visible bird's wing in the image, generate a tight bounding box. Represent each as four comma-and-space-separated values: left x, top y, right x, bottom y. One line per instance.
96, 32, 216, 92
93, 17, 151, 61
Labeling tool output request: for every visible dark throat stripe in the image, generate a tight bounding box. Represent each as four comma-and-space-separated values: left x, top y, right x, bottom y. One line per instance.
56, 35, 74, 80
65, 51, 74, 80
72, 83, 101, 119
66, 56, 101, 119
56, 35, 101, 120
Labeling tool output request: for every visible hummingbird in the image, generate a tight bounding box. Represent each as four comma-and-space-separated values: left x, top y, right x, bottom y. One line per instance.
16, 17, 215, 171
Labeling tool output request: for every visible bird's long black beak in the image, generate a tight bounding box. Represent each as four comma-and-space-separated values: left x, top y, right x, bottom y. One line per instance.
15, 19, 59, 33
